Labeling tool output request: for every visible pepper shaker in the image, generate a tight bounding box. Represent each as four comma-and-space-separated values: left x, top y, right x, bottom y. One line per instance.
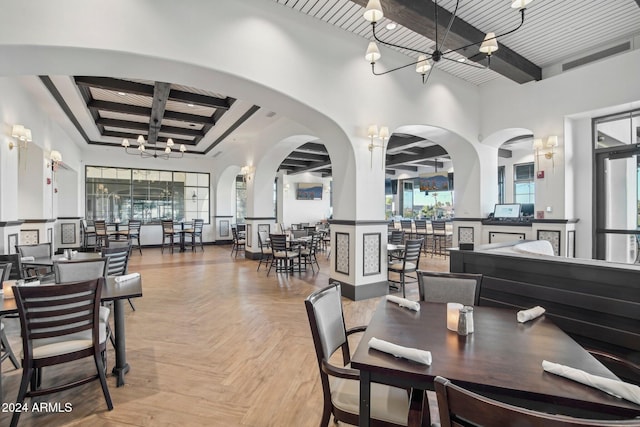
463, 305, 474, 334
457, 307, 469, 335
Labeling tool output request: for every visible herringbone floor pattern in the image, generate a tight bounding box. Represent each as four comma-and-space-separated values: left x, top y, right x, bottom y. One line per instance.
0, 245, 448, 426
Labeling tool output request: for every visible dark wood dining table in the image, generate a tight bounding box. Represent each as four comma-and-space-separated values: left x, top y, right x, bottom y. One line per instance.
351, 301, 640, 427
1, 275, 143, 387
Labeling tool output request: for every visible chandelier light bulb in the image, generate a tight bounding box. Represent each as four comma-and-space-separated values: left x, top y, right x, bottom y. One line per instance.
122, 139, 130, 148
415, 54, 431, 74
479, 32, 499, 55
365, 42, 381, 63
363, 0, 384, 23
511, 0, 533, 9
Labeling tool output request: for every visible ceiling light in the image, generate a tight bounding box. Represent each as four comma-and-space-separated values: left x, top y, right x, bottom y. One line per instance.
363, 0, 533, 85
187, 103, 194, 107
385, 23, 396, 31
457, 58, 466, 63
117, 92, 126, 96
122, 135, 186, 160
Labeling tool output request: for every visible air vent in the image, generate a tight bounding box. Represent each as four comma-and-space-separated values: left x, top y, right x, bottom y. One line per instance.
266, 111, 276, 118
562, 42, 631, 72
213, 151, 222, 158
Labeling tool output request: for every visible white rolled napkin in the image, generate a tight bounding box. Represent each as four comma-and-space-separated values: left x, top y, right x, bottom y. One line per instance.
114, 272, 140, 283
386, 295, 420, 312
517, 305, 545, 323
20, 256, 35, 262
58, 257, 68, 261
368, 337, 432, 365
542, 360, 640, 406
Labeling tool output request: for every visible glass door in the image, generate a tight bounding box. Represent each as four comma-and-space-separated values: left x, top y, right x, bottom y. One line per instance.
594, 148, 640, 262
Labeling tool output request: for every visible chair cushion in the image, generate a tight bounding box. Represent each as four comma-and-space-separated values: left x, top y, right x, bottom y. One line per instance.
274, 251, 298, 258
237, 239, 246, 245
99, 306, 110, 323
388, 262, 416, 271
30, 321, 108, 359
329, 375, 409, 425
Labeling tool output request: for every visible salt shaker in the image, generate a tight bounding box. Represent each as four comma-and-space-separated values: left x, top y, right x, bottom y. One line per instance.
463, 305, 474, 334
457, 307, 469, 335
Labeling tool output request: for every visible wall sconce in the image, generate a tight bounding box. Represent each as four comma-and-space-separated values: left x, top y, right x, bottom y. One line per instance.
284, 183, 290, 192
240, 165, 256, 182
9, 124, 32, 150
50, 150, 62, 172
367, 124, 389, 169
533, 135, 559, 172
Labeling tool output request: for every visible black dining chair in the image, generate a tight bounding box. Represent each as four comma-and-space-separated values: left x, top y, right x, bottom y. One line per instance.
388, 239, 423, 298
434, 376, 640, 427
305, 283, 424, 427
267, 234, 298, 276
127, 219, 142, 255
161, 220, 180, 254
256, 231, 272, 272
231, 226, 245, 257
10, 279, 113, 427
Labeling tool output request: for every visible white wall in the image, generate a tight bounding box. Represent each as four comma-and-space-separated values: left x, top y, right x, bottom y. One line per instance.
282, 174, 331, 226
497, 147, 536, 204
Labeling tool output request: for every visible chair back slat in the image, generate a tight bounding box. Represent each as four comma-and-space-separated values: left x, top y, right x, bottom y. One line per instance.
400, 220, 413, 233
193, 218, 204, 232
15, 280, 101, 343
269, 234, 288, 252
432, 220, 447, 233
94, 220, 107, 235
403, 239, 423, 263
390, 230, 404, 245
128, 220, 141, 234
102, 246, 131, 276
414, 219, 428, 232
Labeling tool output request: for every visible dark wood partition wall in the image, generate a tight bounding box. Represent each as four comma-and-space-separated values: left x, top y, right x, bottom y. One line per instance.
450, 245, 640, 360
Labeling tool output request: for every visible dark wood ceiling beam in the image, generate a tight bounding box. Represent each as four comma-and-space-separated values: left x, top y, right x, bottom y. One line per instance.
168, 89, 231, 110
498, 148, 513, 158
386, 145, 448, 166
386, 134, 425, 151
287, 152, 331, 162
74, 76, 154, 96
281, 160, 310, 168
413, 159, 445, 168
298, 142, 329, 153
386, 169, 396, 175
289, 160, 332, 175
350, 0, 541, 83
388, 164, 418, 172
147, 82, 171, 145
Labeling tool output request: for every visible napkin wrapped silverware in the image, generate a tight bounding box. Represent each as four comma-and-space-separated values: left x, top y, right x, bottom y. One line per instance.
114, 272, 140, 283
517, 305, 545, 323
369, 337, 432, 365
542, 360, 640, 406
386, 295, 420, 312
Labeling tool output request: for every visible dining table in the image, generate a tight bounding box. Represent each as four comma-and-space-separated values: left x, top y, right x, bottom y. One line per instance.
1, 274, 143, 387
351, 300, 640, 427
20, 251, 101, 267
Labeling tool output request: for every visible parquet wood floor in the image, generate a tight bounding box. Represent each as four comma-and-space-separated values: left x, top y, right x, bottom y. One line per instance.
0, 245, 448, 427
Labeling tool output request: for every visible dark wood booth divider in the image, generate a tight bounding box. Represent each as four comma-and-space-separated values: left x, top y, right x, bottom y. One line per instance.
450, 243, 640, 371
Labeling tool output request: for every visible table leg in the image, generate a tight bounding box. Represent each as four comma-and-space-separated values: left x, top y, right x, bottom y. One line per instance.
180, 232, 186, 252
359, 370, 371, 427
111, 299, 130, 387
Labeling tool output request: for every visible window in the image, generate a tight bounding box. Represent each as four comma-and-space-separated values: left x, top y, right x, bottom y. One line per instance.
513, 163, 535, 204
236, 175, 247, 223
498, 166, 505, 204
86, 166, 209, 224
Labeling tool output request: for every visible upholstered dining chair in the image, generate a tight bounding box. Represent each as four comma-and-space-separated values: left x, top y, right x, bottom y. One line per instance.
186, 218, 205, 252
305, 283, 424, 427
416, 271, 483, 306
0, 254, 24, 280
256, 231, 272, 272
388, 239, 423, 298
161, 220, 179, 254
93, 220, 109, 251
430, 220, 452, 257
10, 279, 113, 427
231, 226, 246, 257
16, 243, 54, 279
299, 232, 321, 273
81, 219, 97, 250
127, 219, 142, 255
54, 258, 108, 284
267, 234, 298, 276
102, 245, 135, 311
434, 376, 640, 427
0, 262, 20, 371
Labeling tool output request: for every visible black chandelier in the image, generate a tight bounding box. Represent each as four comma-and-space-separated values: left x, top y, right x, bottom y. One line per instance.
363, 0, 533, 85
121, 135, 187, 160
